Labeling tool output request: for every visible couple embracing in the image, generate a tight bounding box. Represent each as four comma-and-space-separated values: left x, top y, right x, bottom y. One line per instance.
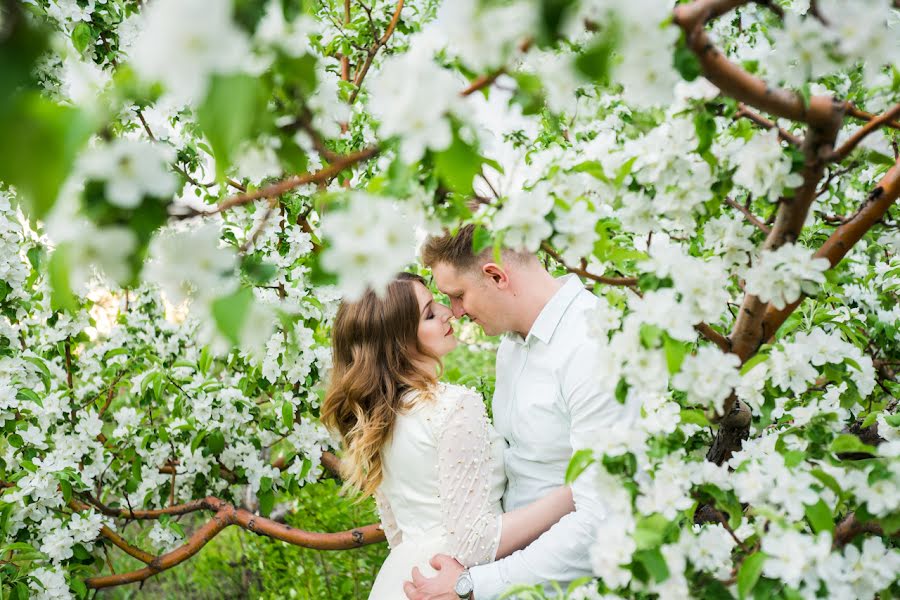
322, 225, 637, 599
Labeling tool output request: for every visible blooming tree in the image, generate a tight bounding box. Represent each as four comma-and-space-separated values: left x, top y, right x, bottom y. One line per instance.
1, 0, 899, 598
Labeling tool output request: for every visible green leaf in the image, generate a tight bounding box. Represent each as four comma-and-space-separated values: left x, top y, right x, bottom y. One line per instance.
740, 352, 768, 375
71, 22, 93, 54
16, 388, 42, 407
829, 434, 877, 455
615, 378, 629, 404
811, 468, 844, 501
207, 430, 225, 455
281, 401, 294, 430
737, 552, 766, 600
614, 156, 638, 188
258, 489, 275, 517
471, 225, 493, 256
664, 335, 690, 374
211, 287, 254, 346
48, 247, 78, 313
804, 499, 834, 534
634, 548, 669, 583
433, 130, 485, 194
565, 449, 594, 484
0, 93, 93, 219
639, 324, 663, 349
197, 74, 267, 180
673, 40, 701, 81
633, 514, 669, 550
575, 21, 619, 84
680, 408, 710, 427
694, 111, 716, 155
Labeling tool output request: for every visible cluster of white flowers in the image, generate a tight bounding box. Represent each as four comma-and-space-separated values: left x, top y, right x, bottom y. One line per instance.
672, 347, 742, 415
731, 129, 803, 202
319, 192, 418, 299
129, 0, 251, 103
79, 138, 177, 208
744, 242, 830, 309
148, 521, 185, 553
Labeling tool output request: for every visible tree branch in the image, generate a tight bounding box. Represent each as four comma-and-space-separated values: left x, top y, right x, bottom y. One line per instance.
833, 513, 886, 548
205, 147, 379, 214
98, 526, 155, 565
736, 103, 802, 147
830, 103, 900, 162
673, 0, 831, 124
347, 0, 405, 104
724, 196, 770, 234
83, 497, 386, 589
846, 102, 900, 132
540, 241, 639, 288
761, 155, 900, 336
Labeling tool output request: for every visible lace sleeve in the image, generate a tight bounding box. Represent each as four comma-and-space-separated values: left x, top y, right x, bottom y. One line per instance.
374, 488, 403, 549
435, 386, 503, 567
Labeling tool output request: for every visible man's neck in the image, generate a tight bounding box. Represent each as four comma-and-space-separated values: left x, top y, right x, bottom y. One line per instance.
512, 272, 565, 338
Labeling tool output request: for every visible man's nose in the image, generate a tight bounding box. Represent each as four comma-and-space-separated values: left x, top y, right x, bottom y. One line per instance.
450, 301, 466, 318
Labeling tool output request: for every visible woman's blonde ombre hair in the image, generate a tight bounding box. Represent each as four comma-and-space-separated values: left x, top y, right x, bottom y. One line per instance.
321, 273, 441, 497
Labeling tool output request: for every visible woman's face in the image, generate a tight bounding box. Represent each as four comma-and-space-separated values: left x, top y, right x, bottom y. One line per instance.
411, 280, 458, 358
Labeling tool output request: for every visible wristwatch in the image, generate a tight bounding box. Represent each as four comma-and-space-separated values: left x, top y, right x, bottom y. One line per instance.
454, 569, 474, 599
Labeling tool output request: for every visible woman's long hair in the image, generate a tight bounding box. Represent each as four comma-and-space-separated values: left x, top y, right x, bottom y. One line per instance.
321, 273, 441, 497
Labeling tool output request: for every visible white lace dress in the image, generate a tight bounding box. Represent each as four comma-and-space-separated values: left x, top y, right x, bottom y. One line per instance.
368, 383, 507, 599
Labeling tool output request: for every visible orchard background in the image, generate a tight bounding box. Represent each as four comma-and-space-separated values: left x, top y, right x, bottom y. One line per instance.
1, 0, 899, 598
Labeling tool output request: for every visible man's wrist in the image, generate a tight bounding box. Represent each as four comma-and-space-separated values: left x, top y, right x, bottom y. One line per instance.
454, 568, 474, 599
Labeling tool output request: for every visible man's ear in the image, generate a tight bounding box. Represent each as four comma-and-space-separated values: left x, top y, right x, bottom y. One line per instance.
482, 263, 510, 289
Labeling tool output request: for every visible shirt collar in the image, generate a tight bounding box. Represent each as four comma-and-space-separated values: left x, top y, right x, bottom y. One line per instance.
510, 274, 583, 345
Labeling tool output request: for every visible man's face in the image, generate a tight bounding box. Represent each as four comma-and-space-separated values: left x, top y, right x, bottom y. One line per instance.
431, 261, 507, 336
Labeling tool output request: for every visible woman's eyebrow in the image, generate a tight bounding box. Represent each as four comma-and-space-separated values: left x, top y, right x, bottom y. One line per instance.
420, 300, 433, 316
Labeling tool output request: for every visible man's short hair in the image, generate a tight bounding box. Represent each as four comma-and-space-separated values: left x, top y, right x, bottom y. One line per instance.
421, 224, 529, 273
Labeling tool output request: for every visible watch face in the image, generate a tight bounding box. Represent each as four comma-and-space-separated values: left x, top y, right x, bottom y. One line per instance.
454, 573, 473, 597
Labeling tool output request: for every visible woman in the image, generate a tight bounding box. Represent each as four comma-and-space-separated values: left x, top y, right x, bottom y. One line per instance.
321, 273, 574, 599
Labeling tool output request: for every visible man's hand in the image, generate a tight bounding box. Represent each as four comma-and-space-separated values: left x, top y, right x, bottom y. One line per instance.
403, 554, 468, 600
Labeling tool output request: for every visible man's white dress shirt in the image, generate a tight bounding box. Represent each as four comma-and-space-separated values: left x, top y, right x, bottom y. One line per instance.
469, 275, 638, 599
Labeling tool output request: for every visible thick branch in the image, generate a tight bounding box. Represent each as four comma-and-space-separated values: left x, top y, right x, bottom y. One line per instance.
831, 103, 900, 162
730, 95, 844, 363
673, 1, 826, 124
761, 156, 900, 335
98, 526, 154, 565
83, 497, 386, 589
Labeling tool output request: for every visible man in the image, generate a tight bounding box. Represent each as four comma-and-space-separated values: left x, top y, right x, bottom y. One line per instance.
403, 225, 637, 600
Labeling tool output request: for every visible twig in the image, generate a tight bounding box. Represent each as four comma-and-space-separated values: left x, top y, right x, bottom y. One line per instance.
724, 196, 770, 234
540, 242, 639, 288
735, 103, 802, 147
204, 146, 379, 214
846, 102, 900, 132
348, 0, 405, 104
831, 103, 900, 162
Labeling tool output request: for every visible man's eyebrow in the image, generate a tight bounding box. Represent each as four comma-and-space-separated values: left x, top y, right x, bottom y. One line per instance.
420, 300, 433, 315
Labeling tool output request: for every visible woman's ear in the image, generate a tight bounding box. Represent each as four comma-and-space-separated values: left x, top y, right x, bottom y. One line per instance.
482, 262, 510, 289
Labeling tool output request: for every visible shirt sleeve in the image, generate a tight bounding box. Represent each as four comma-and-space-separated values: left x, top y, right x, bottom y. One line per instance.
434, 386, 503, 568
469, 338, 639, 599
374, 488, 403, 549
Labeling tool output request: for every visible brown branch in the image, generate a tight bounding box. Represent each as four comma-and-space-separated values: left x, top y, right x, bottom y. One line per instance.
831, 103, 900, 162
207, 146, 379, 214
673, 0, 830, 124
321, 451, 343, 477
540, 242, 639, 288
730, 95, 843, 364
98, 526, 154, 565
341, 0, 351, 81
83, 497, 386, 589
760, 155, 900, 337
736, 103, 802, 147
724, 196, 770, 234
134, 107, 245, 192
846, 102, 900, 132
97, 370, 127, 417
461, 69, 506, 97
347, 0, 405, 104
695, 323, 732, 353
833, 513, 886, 548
